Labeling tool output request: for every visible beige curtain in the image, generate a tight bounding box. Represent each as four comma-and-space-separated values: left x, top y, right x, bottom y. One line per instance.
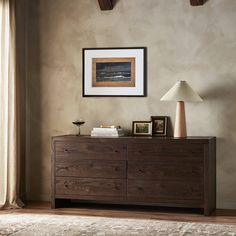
0, 0, 23, 209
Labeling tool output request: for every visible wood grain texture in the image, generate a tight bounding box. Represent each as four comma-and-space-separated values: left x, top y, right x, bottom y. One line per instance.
128, 161, 203, 181
51, 137, 56, 208
127, 143, 204, 160
56, 158, 126, 179
56, 177, 126, 197
55, 141, 127, 160
52, 135, 215, 143
51, 136, 216, 215
98, 0, 113, 10
127, 180, 203, 204
203, 138, 216, 216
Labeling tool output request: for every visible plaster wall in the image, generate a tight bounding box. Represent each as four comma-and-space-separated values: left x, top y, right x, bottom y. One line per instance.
27, 0, 236, 209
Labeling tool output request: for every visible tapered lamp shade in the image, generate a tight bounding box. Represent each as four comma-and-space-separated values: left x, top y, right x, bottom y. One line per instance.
160, 81, 203, 102
160, 81, 203, 138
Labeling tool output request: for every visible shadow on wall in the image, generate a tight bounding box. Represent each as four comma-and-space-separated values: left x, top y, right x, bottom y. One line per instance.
201, 77, 236, 137
201, 81, 236, 102
201, 75, 236, 140
201, 76, 236, 208
26, 0, 44, 201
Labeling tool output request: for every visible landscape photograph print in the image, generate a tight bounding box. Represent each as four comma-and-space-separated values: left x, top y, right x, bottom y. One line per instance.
92, 57, 135, 87
132, 121, 152, 136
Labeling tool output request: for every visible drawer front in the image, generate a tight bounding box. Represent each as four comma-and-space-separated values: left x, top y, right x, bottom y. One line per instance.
55, 142, 126, 160
128, 143, 204, 161
127, 180, 203, 204
128, 161, 203, 181
56, 177, 126, 197
56, 158, 126, 179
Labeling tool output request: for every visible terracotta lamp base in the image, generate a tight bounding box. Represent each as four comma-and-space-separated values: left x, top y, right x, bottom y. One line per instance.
174, 101, 187, 138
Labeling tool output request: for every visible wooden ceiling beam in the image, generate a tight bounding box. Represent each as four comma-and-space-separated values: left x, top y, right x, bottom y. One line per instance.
97, 0, 207, 10
190, 0, 207, 6
98, 0, 113, 10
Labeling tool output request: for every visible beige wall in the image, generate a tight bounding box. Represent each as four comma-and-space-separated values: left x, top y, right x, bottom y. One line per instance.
27, 0, 236, 209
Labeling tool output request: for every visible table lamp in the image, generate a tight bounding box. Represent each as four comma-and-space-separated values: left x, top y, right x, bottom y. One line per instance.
160, 81, 203, 138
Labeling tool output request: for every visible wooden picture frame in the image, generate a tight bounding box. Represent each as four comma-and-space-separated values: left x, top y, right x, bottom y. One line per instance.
132, 121, 152, 136
151, 116, 168, 137
83, 47, 146, 97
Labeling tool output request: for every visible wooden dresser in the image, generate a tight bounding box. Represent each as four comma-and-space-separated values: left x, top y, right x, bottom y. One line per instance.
51, 135, 216, 215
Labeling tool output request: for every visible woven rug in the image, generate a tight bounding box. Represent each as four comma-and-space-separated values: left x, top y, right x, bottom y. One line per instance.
0, 213, 236, 236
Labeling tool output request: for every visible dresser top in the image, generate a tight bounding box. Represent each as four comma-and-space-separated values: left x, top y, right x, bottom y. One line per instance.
53, 134, 215, 139
52, 135, 215, 144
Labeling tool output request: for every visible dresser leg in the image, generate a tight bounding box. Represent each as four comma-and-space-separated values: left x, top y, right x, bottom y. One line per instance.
204, 207, 215, 216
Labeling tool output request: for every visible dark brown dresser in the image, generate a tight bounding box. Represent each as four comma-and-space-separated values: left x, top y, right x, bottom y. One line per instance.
51, 135, 216, 215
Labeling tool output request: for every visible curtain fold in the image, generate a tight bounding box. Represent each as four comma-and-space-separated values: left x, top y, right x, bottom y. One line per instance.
0, 0, 23, 209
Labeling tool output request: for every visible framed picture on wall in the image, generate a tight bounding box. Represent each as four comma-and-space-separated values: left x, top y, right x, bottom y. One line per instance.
132, 121, 152, 136
151, 116, 168, 137
82, 47, 146, 97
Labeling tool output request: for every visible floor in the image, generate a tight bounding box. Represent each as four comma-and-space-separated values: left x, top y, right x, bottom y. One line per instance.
1, 202, 236, 225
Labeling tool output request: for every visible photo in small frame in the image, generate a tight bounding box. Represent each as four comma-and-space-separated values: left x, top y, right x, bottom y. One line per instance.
151, 116, 168, 136
132, 121, 152, 136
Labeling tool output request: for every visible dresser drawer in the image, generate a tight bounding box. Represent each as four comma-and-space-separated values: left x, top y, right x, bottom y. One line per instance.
128, 143, 204, 161
56, 177, 126, 197
127, 180, 203, 204
55, 141, 127, 160
56, 158, 126, 179
128, 161, 203, 181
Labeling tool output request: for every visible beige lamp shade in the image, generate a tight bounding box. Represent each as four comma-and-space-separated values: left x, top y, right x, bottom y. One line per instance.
160, 81, 203, 102
160, 81, 203, 138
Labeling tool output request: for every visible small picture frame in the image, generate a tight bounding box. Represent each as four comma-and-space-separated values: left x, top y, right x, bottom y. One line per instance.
151, 116, 168, 137
132, 121, 152, 136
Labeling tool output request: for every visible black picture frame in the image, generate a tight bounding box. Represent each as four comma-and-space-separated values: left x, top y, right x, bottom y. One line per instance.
151, 116, 168, 137
82, 47, 147, 97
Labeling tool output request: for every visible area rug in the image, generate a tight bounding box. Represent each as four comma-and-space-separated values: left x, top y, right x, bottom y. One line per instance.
0, 213, 236, 236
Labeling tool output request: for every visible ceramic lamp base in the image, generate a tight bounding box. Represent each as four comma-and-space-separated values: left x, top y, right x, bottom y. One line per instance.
174, 101, 187, 138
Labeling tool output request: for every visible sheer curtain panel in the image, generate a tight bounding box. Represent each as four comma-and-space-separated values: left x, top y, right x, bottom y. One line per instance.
0, 0, 23, 209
